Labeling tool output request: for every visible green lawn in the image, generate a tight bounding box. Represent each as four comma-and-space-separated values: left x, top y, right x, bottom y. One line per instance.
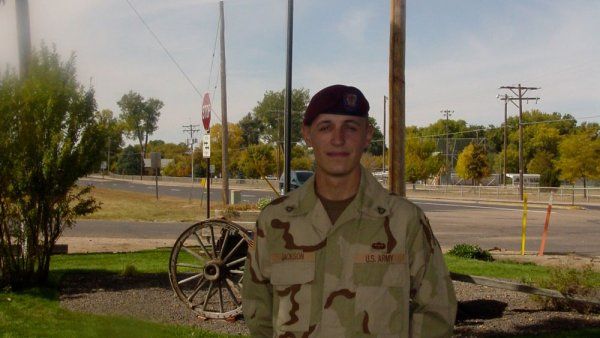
0, 288, 227, 338
2, 250, 598, 337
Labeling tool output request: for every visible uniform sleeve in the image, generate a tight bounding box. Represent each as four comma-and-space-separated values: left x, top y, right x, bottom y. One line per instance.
242, 218, 273, 337
407, 208, 457, 338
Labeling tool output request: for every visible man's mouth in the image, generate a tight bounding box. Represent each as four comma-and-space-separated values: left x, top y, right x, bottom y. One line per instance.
326, 151, 350, 157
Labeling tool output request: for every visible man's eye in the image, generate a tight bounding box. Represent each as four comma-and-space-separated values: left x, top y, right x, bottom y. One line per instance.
319, 125, 330, 131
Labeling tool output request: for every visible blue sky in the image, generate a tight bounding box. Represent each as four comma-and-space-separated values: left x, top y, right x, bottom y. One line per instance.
1, 0, 599, 143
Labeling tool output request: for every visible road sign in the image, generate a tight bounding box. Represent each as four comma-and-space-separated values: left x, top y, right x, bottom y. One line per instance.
210, 165, 215, 174
202, 93, 211, 131
150, 152, 161, 169
203, 134, 211, 158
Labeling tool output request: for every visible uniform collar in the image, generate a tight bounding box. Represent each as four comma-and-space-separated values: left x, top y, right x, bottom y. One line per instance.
280, 166, 391, 219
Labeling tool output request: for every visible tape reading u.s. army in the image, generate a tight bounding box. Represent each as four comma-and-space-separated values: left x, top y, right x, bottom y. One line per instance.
271, 251, 316, 263
354, 253, 404, 264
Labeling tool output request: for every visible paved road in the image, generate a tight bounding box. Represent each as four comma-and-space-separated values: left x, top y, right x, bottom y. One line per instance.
65, 201, 600, 255
80, 177, 275, 203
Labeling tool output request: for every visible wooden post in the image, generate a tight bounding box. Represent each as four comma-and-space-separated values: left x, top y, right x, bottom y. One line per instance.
389, 0, 406, 196
219, 1, 230, 205
15, 0, 32, 78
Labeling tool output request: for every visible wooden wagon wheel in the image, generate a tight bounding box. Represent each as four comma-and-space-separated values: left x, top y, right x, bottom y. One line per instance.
169, 219, 251, 319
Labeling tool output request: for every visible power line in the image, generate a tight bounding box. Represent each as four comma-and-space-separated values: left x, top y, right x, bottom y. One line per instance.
124, 0, 222, 122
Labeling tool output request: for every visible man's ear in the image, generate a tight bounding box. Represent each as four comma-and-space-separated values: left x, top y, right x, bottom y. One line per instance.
301, 124, 312, 147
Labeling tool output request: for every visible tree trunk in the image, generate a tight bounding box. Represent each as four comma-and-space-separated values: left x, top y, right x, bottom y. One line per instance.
583, 176, 587, 199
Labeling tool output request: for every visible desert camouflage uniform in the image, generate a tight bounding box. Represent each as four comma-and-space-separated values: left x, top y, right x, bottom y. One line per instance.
242, 167, 457, 337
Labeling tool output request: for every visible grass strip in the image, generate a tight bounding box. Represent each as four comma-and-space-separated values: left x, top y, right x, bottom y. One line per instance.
0, 288, 235, 338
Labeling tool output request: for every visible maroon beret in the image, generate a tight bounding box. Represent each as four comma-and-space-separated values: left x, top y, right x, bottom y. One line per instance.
303, 84, 370, 125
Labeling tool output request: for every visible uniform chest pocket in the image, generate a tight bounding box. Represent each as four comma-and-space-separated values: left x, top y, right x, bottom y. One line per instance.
353, 254, 409, 335
270, 262, 315, 334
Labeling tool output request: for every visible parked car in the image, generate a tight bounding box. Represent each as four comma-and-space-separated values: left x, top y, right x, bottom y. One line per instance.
279, 170, 313, 194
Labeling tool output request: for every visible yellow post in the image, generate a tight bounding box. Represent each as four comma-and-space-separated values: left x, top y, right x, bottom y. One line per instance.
521, 193, 528, 255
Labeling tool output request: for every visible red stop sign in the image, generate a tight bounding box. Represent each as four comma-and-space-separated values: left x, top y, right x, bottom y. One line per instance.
202, 93, 211, 131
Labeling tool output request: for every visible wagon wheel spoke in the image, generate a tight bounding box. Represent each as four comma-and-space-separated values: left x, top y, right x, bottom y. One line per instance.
229, 269, 244, 274
209, 225, 217, 258
193, 231, 213, 259
181, 246, 205, 262
225, 256, 246, 267
222, 238, 246, 263
218, 280, 225, 313
178, 272, 204, 285
202, 282, 214, 311
218, 229, 231, 259
187, 277, 208, 302
224, 278, 241, 306
176, 263, 203, 269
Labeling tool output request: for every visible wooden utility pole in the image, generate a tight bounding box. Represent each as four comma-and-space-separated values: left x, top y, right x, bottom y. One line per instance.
389, 0, 406, 196
15, 0, 31, 77
499, 84, 540, 200
219, 1, 230, 204
441, 109, 453, 185
498, 94, 509, 186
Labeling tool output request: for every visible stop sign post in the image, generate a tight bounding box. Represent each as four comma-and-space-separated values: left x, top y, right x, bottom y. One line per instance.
202, 93, 211, 219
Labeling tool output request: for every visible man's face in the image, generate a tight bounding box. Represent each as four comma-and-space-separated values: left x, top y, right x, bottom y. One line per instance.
302, 114, 374, 178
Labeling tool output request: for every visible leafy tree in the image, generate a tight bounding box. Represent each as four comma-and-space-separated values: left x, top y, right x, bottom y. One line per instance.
253, 88, 310, 148
527, 150, 560, 187
238, 144, 276, 178
0, 45, 105, 287
117, 91, 163, 176
367, 117, 385, 156
209, 123, 244, 176
238, 112, 264, 146
146, 140, 188, 159
555, 132, 600, 195
405, 134, 443, 186
96, 109, 124, 172
291, 145, 313, 171
455, 142, 490, 185
116, 145, 141, 175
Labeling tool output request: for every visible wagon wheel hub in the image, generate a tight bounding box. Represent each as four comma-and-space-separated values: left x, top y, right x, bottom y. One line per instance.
204, 261, 223, 281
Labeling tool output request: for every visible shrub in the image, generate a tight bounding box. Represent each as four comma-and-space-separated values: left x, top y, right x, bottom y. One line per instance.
535, 264, 599, 313
221, 206, 241, 220
121, 264, 139, 277
448, 243, 494, 261
257, 197, 273, 210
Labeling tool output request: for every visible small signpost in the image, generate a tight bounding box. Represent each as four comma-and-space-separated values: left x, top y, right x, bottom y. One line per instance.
202, 93, 211, 219
150, 152, 161, 200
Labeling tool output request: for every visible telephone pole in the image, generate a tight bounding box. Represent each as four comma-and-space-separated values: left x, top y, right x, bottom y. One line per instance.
15, 0, 32, 77
183, 124, 202, 198
441, 109, 453, 185
497, 94, 510, 186
389, 0, 406, 196
219, 1, 230, 205
499, 84, 540, 200
283, 0, 294, 194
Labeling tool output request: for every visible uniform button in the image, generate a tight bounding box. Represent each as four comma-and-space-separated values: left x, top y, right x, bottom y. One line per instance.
285, 206, 294, 212
377, 207, 386, 214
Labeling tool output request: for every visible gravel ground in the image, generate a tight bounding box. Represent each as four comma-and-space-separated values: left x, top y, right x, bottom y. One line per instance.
59, 273, 600, 337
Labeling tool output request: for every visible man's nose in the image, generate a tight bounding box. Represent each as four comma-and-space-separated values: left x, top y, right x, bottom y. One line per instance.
331, 127, 345, 146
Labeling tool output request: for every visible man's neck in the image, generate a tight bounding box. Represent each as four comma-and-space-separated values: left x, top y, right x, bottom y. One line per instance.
314, 167, 361, 201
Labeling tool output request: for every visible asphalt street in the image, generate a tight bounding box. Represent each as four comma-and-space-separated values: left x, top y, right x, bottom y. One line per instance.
70, 177, 600, 255
80, 177, 274, 203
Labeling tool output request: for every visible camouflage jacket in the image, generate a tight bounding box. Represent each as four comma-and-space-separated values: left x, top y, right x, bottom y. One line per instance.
242, 168, 457, 337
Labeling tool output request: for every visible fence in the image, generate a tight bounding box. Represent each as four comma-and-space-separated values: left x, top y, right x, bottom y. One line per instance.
98, 173, 600, 205
405, 184, 600, 204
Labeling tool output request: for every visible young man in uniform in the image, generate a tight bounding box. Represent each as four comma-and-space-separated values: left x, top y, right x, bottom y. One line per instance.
242, 84, 457, 337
